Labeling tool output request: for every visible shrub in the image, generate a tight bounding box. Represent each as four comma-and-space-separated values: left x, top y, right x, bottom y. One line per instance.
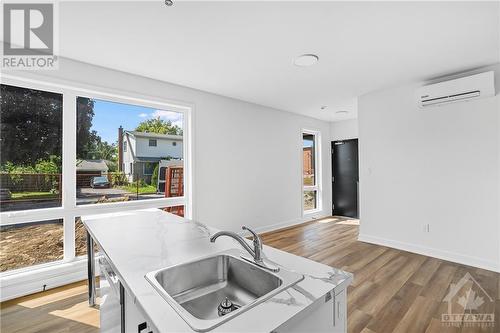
35, 159, 59, 174
0, 157, 62, 192
151, 164, 159, 188
109, 172, 128, 186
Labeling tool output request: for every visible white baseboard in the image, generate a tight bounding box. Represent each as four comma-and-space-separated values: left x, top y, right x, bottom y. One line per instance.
0, 258, 98, 302
358, 233, 500, 273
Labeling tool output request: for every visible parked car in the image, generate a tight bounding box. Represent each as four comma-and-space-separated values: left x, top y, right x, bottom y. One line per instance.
91, 176, 110, 188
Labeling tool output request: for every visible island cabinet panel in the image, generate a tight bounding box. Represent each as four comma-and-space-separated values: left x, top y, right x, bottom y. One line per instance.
272, 287, 347, 333
125, 291, 157, 333
334, 288, 347, 333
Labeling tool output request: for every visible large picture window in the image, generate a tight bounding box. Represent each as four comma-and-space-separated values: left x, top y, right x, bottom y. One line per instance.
76, 97, 184, 205
0, 77, 191, 286
0, 85, 63, 212
302, 131, 321, 213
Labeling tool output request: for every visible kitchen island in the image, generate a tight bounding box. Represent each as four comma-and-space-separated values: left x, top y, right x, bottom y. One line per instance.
83, 209, 352, 332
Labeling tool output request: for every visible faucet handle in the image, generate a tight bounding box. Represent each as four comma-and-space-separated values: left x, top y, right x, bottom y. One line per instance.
242, 226, 263, 249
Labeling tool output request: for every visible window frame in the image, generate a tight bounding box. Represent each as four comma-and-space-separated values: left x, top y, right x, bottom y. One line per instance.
301, 129, 322, 215
0, 74, 194, 283
148, 139, 157, 147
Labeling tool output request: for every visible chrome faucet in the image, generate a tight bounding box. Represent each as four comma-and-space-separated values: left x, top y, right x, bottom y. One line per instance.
210, 226, 279, 272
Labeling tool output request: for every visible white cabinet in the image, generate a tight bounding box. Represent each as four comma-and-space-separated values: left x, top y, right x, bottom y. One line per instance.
125, 292, 156, 333
99, 256, 157, 333
272, 287, 347, 333
333, 288, 347, 333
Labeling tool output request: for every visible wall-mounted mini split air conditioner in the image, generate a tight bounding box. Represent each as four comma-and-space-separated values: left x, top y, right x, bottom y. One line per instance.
416, 71, 495, 108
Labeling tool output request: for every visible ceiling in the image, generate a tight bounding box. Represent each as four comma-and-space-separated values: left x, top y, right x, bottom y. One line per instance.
56, 1, 499, 121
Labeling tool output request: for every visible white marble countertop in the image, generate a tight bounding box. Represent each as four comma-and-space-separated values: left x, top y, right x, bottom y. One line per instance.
82, 209, 353, 332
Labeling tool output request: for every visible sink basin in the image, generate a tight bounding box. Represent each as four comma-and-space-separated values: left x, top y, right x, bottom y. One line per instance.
145, 249, 304, 332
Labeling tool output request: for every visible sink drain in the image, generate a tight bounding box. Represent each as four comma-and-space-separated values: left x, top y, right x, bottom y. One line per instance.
217, 298, 240, 317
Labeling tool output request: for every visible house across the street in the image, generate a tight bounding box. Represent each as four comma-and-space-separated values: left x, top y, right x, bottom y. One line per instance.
118, 127, 183, 184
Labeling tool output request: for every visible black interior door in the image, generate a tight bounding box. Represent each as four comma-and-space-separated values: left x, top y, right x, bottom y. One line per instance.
332, 139, 359, 218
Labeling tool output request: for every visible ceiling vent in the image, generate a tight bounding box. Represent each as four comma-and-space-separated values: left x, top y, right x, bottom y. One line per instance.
416, 71, 495, 108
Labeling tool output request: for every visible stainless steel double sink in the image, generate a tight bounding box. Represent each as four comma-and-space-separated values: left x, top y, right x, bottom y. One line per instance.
145, 249, 304, 332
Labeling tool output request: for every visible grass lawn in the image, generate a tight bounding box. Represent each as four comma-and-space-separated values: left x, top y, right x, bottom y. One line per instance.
11, 191, 58, 200
118, 184, 157, 194
303, 176, 314, 186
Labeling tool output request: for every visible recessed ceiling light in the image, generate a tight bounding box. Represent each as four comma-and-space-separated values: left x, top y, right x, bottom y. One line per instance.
294, 54, 319, 67
335, 110, 348, 114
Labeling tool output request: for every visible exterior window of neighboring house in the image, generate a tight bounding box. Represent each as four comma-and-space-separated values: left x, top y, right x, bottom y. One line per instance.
1, 78, 190, 297
302, 131, 321, 213
143, 162, 155, 175
172, 141, 177, 146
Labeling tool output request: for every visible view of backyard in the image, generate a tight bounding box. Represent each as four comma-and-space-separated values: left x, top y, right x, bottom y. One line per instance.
0, 84, 185, 272
303, 133, 317, 211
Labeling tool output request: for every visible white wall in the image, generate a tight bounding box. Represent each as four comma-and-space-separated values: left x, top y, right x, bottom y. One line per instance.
330, 119, 359, 141
5, 57, 331, 233
358, 64, 500, 272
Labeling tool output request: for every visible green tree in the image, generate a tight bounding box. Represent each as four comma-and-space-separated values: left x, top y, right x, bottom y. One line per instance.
76, 97, 117, 162
1, 85, 63, 166
76, 97, 118, 161
89, 140, 117, 161
76, 97, 96, 160
0, 87, 100, 168
135, 117, 182, 135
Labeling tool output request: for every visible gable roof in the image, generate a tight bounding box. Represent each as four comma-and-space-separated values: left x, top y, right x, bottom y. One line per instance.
124, 130, 182, 141
76, 159, 109, 172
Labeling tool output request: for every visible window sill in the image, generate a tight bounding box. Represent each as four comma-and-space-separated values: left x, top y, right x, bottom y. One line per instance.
303, 208, 323, 217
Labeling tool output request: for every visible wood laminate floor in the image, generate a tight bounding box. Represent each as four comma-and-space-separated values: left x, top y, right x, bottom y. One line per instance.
1, 216, 498, 333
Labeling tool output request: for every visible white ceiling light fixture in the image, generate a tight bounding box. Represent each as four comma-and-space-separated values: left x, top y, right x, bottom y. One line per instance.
320, 106, 328, 110
335, 110, 348, 114
294, 54, 319, 67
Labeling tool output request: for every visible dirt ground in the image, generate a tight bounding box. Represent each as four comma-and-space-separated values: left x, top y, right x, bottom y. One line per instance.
0, 219, 88, 272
